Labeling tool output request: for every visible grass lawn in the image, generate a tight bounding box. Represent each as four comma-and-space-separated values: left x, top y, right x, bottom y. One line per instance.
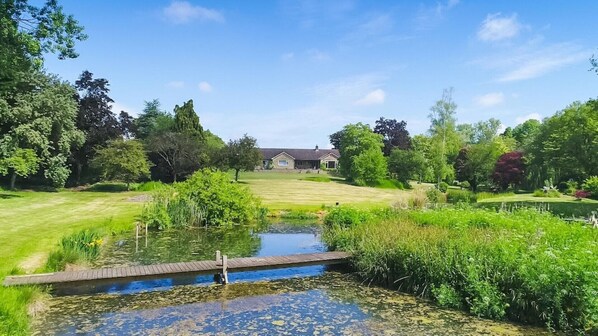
0, 190, 144, 335
477, 193, 598, 217
235, 171, 414, 210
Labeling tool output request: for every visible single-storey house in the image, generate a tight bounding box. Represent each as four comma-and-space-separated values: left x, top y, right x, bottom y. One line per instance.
260, 146, 339, 170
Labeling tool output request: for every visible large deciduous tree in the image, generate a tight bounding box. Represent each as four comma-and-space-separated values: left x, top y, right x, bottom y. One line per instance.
225, 134, 262, 182
0, 72, 84, 187
337, 123, 387, 186
388, 149, 426, 184
373, 117, 412, 155
0, 148, 38, 189
493, 151, 525, 191
91, 139, 150, 189
510, 119, 541, 149
147, 132, 202, 183
0, 0, 86, 85
71, 70, 122, 184
428, 88, 461, 185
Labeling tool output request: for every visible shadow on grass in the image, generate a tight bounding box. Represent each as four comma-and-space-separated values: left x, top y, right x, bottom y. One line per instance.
0, 193, 23, 199
83, 183, 130, 192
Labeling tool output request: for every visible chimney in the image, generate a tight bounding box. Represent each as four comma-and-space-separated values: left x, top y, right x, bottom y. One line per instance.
315, 145, 319, 151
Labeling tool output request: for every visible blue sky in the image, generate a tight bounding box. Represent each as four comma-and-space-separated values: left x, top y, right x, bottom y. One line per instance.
44, 0, 598, 148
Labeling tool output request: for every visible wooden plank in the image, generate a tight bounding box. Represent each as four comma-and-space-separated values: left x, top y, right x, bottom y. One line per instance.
3, 252, 351, 287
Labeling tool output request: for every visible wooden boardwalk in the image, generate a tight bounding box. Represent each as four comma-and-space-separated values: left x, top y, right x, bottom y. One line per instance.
3, 251, 351, 287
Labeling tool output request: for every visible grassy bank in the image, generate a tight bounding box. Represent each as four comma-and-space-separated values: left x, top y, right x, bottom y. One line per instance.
0, 190, 143, 335
324, 207, 598, 333
476, 193, 598, 217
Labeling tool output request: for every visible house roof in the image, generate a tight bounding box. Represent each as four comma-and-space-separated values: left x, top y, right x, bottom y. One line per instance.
261, 148, 340, 161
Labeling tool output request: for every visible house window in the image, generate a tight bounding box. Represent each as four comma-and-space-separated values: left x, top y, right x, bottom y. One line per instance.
278, 160, 289, 167
327, 161, 336, 169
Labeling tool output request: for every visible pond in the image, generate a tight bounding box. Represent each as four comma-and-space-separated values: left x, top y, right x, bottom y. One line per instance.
32, 223, 550, 335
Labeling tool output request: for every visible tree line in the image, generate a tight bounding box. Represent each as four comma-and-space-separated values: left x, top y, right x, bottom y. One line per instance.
0, 1, 262, 189
330, 88, 598, 194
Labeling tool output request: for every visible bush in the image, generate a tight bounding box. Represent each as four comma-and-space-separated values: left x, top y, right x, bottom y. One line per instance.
426, 187, 444, 204
446, 190, 477, 204
460, 181, 471, 190
574, 190, 591, 200
533, 189, 561, 198
438, 182, 449, 192
582, 176, 598, 199
142, 169, 261, 229
135, 181, 166, 191
324, 206, 372, 229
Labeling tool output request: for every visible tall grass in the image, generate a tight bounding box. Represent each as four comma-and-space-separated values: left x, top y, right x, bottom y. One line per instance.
476, 191, 515, 200
324, 207, 598, 333
45, 230, 103, 272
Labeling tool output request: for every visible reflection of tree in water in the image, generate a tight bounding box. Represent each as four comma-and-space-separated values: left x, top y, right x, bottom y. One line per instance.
95, 227, 262, 267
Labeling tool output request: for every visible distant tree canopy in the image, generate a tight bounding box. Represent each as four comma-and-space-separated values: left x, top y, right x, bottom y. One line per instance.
225, 134, 262, 182
373, 117, 412, 155
91, 139, 150, 189
428, 88, 461, 185
336, 123, 387, 186
174, 99, 203, 137
388, 149, 426, 184
493, 151, 526, 191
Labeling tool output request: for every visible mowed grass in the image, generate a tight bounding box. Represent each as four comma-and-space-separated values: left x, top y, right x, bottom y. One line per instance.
236, 171, 413, 210
0, 190, 144, 335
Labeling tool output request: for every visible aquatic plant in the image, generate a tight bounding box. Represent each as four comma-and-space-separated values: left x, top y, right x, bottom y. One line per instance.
324, 207, 598, 333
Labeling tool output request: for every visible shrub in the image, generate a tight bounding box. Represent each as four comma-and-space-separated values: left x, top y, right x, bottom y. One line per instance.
460, 181, 471, 190
446, 190, 477, 204
324, 206, 372, 229
426, 187, 444, 204
135, 181, 166, 191
86, 182, 129, 192
582, 176, 598, 199
142, 169, 261, 229
574, 190, 591, 200
533, 189, 561, 198
438, 182, 449, 192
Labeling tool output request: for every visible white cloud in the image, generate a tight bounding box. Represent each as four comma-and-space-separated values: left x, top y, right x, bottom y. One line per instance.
474, 92, 504, 107
198, 81, 213, 93
167, 81, 185, 89
498, 48, 588, 82
163, 1, 224, 24
281, 52, 294, 61
111, 102, 139, 116
355, 89, 386, 106
415, 0, 460, 29
515, 113, 542, 124
306, 49, 330, 62
478, 13, 521, 42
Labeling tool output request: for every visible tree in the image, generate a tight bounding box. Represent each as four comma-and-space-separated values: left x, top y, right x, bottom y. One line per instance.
411, 135, 434, 183
72, 70, 122, 184
225, 134, 262, 182
0, 72, 84, 187
91, 140, 150, 189
0, 0, 86, 85
428, 88, 461, 185
388, 149, 426, 184
493, 151, 525, 191
118, 111, 136, 139
511, 119, 541, 149
0, 148, 38, 189
526, 99, 598, 188
147, 132, 203, 182
329, 130, 344, 149
337, 123, 387, 185
174, 99, 203, 138
373, 117, 412, 155
458, 118, 501, 144
134, 99, 173, 140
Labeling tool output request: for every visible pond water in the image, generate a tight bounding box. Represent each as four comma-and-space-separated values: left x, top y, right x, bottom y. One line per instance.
32, 223, 550, 335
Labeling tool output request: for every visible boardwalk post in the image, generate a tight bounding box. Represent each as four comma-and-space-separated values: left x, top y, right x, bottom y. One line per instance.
221, 255, 229, 284
216, 250, 221, 265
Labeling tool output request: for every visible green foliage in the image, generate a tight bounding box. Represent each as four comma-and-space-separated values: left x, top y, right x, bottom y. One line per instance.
475, 191, 515, 200
582, 176, 598, 199
511, 119, 541, 149
279, 210, 318, 220
533, 189, 561, 198
45, 230, 103, 272
143, 169, 261, 229
460, 181, 471, 190
336, 123, 387, 185
438, 181, 449, 192
446, 190, 477, 204
375, 179, 405, 190
388, 149, 426, 184
426, 187, 444, 204
428, 88, 462, 184
173, 99, 203, 137
135, 181, 166, 192
0, 148, 38, 188
323, 206, 372, 229
302, 176, 331, 182
323, 207, 598, 332
225, 134, 262, 181
91, 139, 151, 188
